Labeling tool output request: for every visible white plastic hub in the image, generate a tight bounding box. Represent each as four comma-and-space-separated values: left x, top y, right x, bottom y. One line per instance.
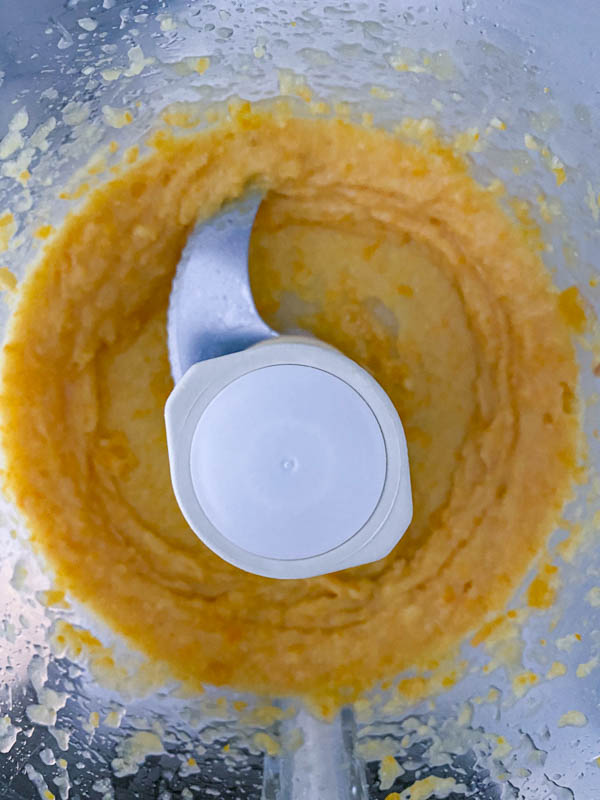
165, 337, 412, 578
190, 364, 387, 560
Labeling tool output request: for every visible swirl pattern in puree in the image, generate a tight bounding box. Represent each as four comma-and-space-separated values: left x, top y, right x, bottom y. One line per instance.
0, 102, 581, 706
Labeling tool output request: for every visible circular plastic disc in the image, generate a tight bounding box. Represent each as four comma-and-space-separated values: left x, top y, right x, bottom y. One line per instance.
189, 364, 387, 560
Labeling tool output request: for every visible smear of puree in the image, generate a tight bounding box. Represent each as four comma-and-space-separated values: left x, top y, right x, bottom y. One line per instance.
0, 101, 581, 706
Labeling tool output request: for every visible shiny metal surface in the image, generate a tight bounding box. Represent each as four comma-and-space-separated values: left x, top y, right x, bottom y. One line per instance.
0, 1, 598, 798
167, 191, 276, 382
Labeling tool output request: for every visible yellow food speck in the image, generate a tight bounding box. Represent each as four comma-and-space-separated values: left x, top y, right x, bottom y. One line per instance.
553, 166, 567, 186
558, 286, 586, 333
87, 159, 107, 177
558, 710, 588, 727
309, 101, 330, 115
370, 85, 393, 100
333, 101, 350, 116
297, 86, 312, 103
379, 754, 402, 791
556, 633, 581, 651
104, 710, 123, 727
195, 57, 209, 74
453, 126, 481, 152
101, 68, 122, 82
527, 564, 558, 609
59, 182, 91, 201
37, 589, 68, 608
161, 108, 202, 128
512, 671, 538, 698
0, 131, 24, 160
457, 702, 473, 727
160, 15, 177, 31
253, 732, 280, 756
441, 671, 458, 688
0, 211, 16, 252
493, 735, 512, 759
471, 615, 506, 647
0, 267, 17, 292
34, 224, 53, 240
524, 133, 538, 150
397, 676, 428, 701
546, 661, 567, 679
123, 46, 155, 78
124, 146, 139, 165
586, 586, 600, 606
102, 107, 134, 129
576, 657, 598, 678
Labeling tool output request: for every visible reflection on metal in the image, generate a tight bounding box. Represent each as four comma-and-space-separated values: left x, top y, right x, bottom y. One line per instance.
262, 707, 368, 800
167, 190, 276, 383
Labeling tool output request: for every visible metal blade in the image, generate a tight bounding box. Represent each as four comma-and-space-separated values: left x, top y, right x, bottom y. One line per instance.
167, 190, 277, 382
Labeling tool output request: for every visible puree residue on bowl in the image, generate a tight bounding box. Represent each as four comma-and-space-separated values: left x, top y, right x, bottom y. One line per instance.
0, 100, 582, 708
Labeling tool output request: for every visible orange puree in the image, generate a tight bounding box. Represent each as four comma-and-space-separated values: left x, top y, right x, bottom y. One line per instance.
0, 102, 580, 705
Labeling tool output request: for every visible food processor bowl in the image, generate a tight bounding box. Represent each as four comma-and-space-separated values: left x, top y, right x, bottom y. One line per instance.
0, 1, 599, 798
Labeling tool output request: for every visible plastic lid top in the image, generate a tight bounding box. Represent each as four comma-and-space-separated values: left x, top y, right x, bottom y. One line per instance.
165, 336, 412, 578
189, 364, 387, 560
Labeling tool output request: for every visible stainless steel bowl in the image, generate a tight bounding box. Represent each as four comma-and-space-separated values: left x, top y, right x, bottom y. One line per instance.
0, 2, 599, 797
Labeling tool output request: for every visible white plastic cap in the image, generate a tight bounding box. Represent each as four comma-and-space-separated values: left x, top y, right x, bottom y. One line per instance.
165, 337, 412, 579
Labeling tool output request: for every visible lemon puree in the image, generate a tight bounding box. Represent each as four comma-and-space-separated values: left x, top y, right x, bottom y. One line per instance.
0, 103, 580, 704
